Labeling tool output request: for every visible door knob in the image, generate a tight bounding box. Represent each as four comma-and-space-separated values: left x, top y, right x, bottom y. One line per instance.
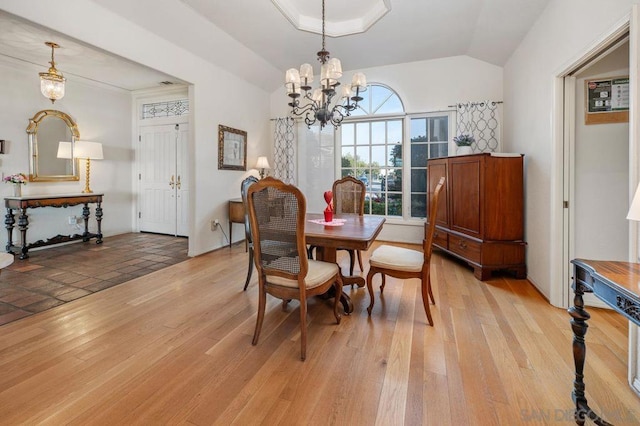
169, 175, 175, 189
176, 175, 181, 190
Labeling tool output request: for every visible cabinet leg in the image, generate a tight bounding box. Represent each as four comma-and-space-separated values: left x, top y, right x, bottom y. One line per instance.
473, 266, 492, 281
17, 208, 29, 260
95, 202, 103, 244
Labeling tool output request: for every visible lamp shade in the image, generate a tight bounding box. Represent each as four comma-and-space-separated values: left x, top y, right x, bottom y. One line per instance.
74, 141, 103, 160
628, 183, 640, 221
256, 156, 270, 170
56, 141, 72, 159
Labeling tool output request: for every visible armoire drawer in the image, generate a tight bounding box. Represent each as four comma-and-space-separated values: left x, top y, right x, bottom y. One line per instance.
432, 228, 448, 249
449, 234, 481, 263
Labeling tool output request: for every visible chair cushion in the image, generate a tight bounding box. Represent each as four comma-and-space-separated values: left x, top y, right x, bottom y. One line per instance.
267, 259, 338, 289
369, 245, 423, 272
0, 253, 14, 269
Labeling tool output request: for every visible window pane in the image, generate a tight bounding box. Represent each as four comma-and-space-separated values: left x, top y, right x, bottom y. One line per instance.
411, 194, 426, 218
371, 145, 386, 171
429, 116, 448, 141
342, 168, 354, 178
377, 95, 403, 114
341, 123, 355, 145
342, 146, 355, 168
388, 193, 402, 217
411, 144, 428, 168
411, 169, 427, 192
356, 146, 370, 167
356, 123, 370, 145
411, 118, 427, 142
429, 143, 449, 158
371, 121, 386, 145
389, 142, 402, 167
387, 120, 402, 144
370, 192, 386, 215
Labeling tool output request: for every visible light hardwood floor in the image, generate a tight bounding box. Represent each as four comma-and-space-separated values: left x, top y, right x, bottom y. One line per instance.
0, 241, 638, 425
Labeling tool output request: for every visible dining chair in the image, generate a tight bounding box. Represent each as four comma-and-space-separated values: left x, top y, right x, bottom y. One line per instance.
333, 176, 366, 275
308, 176, 366, 275
247, 177, 343, 361
366, 176, 445, 325
241, 175, 259, 291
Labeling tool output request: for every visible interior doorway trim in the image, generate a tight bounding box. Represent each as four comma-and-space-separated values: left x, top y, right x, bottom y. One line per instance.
550, 12, 633, 309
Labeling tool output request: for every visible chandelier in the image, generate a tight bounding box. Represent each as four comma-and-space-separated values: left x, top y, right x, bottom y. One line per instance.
284, 0, 367, 129
39, 42, 66, 103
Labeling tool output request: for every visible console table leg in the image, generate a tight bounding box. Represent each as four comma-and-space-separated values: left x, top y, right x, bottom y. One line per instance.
568, 282, 613, 426
17, 208, 29, 259
95, 202, 103, 244
82, 203, 91, 242
5, 208, 15, 253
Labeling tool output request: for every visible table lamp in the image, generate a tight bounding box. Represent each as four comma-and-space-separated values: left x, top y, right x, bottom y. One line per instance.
256, 156, 270, 179
74, 140, 103, 193
628, 183, 640, 221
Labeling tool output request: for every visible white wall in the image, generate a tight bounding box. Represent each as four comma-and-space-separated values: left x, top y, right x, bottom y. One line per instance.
0, 0, 274, 257
270, 55, 503, 243
0, 58, 133, 246
504, 0, 638, 304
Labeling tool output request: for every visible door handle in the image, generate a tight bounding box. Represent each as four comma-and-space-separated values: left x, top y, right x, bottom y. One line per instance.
169, 175, 175, 189
177, 175, 181, 190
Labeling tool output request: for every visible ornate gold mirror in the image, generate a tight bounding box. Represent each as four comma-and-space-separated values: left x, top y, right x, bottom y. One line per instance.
26, 110, 80, 182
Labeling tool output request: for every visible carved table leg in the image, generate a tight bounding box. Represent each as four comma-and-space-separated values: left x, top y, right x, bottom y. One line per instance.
17, 207, 29, 260
95, 201, 103, 244
568, 280, 613, 426
315, 246, 354, 314
5, 208, 15, 253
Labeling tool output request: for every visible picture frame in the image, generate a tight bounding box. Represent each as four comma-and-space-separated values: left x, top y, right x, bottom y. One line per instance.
0, 140, 4, 154
218, 125, 247, 171
584, 75, 629, 125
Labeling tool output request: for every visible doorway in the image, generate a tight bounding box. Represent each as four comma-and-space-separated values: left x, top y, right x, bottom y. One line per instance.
565, 36, 630, 308
138, 122, 189, 236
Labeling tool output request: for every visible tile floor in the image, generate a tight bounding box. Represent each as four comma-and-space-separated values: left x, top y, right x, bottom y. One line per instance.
0, 233, 188, 326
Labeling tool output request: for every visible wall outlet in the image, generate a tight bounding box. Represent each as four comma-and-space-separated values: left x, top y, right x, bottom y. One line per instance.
211, 219, 220, 231
68, 215, 77, 225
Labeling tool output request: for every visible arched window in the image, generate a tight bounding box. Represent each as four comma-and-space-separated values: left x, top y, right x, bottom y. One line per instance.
340, 83, 451, 219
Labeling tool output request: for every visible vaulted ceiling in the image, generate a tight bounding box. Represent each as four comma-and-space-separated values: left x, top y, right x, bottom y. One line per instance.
0, 0, 551, 92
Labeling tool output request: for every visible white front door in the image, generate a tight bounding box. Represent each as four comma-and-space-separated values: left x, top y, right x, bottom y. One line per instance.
139, 123, 189, 236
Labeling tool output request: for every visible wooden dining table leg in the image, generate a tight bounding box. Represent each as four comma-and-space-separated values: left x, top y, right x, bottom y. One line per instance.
315, 246, 357, 314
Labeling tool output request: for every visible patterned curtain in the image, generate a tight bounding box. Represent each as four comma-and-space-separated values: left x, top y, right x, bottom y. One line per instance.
455, 101, 501, 153
273, 117, 296, 184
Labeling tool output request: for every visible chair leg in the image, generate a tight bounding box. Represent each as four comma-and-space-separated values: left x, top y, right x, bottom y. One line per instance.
356, 250, 363, 272
299, 298, 308, 361
427, 274, 435, 304
420, 275, 434, 326
333, 275, 343, 324
348, 249, 355, 276
252, 285, 266, 345
380, 274, 386, 293
366, 268, 377, 315
243, 247, 254, 291
307, 245, 315, 259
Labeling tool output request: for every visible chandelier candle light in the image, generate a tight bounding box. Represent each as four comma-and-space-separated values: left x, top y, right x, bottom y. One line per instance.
39, 42, 66, 103
285, 0, 367, 129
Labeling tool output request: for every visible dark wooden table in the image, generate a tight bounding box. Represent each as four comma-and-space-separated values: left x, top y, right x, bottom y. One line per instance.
228, 198, 245, 250
5, 193, 103, 259
569, 259, 640, 425
305, 213, 385, 313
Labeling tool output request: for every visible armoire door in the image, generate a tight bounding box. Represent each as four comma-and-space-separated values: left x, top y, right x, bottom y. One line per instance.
138, 123, 189, 236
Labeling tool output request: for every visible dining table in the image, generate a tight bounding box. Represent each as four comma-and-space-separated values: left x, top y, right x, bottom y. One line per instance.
305, 213, 385, 313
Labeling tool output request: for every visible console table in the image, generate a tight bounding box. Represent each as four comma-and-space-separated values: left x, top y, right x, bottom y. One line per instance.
569, 259, 640, 425
228, 198, 246, 250
5, 193, 103, 259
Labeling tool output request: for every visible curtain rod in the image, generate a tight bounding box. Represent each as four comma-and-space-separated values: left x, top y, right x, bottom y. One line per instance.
447, 101, 504, 108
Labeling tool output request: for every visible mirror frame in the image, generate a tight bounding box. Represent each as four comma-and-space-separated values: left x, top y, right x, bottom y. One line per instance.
26, 110, 80, 182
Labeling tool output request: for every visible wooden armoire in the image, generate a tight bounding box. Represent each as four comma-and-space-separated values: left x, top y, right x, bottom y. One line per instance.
427, 153, 526, 280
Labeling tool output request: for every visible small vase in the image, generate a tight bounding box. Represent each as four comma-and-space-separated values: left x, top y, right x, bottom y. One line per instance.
13, 184, 22, 197
456, 145, 473, 156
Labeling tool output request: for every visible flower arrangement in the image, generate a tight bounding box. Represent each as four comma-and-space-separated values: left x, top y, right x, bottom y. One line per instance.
453, 134, 475, 147
3, 173, 27, 185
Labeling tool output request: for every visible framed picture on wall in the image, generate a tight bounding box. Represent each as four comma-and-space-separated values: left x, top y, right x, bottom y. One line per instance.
585, 76, 629, 125
218, 125, 247, 171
